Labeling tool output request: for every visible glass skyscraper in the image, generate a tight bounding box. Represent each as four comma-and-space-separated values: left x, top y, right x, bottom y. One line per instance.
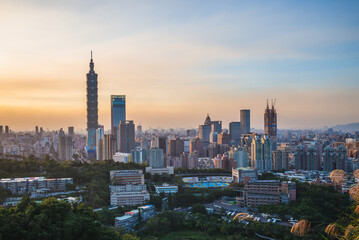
111, 95, 126, 150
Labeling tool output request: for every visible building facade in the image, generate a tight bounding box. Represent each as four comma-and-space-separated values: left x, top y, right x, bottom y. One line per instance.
118, 120, 135, 153
111, 95, 126, 150
86, 52, 98, 150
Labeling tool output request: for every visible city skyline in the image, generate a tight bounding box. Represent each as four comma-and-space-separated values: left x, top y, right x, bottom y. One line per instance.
0, 1, 358, 131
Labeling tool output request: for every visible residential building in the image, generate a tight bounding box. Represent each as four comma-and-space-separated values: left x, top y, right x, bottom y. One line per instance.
148, 147, 164, 168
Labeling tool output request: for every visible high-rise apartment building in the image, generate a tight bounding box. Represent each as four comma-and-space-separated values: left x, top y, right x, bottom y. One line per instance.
251, 135, 272, 171
103, 134, 116, 160
148, 147, 164, 168
57, 130, 73, 161
295, 144, 321, 171
323, 145, 347, 171
264, 100, 277, 151
111, 95, 126, 149
273, 150, 289, 170
240, 110, 250, 135
86, 51, 98, 149
118, 120, 135, 153
189, 137, 204, 157
231, 148, 249, 168
131, 147, 147, 164
96, 127, 104, 161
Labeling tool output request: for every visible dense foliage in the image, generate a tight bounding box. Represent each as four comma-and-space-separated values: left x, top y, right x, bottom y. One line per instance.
0, 196, 131, 240
141, 211, 295, 239
259, 183, 351, 225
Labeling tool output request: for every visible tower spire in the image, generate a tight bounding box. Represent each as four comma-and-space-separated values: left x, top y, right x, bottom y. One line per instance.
89, 51, 94, 71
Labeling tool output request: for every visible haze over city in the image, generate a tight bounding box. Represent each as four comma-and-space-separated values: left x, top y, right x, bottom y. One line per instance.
0, 0, 358, 131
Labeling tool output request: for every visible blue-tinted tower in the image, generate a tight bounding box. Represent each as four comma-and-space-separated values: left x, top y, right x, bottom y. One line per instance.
86, 51, 98, 151
111, 95, 126, 150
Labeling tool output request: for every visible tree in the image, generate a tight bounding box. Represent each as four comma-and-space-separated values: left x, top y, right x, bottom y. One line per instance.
0, 187, 12, 203
192, 204, 207, 215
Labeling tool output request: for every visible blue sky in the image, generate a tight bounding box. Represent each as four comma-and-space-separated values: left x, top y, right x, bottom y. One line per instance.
0, 0, 358, 130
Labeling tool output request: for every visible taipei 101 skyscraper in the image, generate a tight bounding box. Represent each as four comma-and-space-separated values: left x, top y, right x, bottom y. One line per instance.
86, 51, 98, 157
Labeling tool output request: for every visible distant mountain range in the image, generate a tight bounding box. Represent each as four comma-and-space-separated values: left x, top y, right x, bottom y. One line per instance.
331, 123, 359, 132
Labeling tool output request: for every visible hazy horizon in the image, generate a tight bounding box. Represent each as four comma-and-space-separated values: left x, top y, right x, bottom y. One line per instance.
1, 1, 358, 131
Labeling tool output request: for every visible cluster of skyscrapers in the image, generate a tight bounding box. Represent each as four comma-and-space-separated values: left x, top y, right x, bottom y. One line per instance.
85, 52, 135, 160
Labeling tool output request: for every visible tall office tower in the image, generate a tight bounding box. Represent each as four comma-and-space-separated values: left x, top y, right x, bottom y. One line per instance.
68, 126, 74, 137
229, 122, 241, 143
199, 114, 211, 146
148, 147, 164, 168
0, 125, 3, 134
240, 110, 250, 135
264, 100, 277, 151
175, 138, 184, 156
199, 125, 211, 143
211, 121, 222, 133
272, 150, 289, 170
210, 132, 218, 143
168, 139, 176, 156
35, 126, 39, 134
218, 132, 231, 145
204, 114, 211, 126
111, 95, 126, 149
96, 127, 104, 160
5, 126, 9, 134
118, 120, 135, 153
189, 137, 204, 157
131, 147, 147, 163
86, 51, 98, 149
103, 134, 116, 160
158, 136, 167, 154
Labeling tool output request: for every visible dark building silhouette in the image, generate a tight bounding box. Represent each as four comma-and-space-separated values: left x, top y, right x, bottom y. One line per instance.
264, 100, 277, 151
118, 120, 135, 153
229, 121, 241, 144
240, 110, 250, 135
86, 51, 98, 149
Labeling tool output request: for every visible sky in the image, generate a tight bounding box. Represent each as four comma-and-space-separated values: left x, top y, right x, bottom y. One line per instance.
0, 0, 358, 132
